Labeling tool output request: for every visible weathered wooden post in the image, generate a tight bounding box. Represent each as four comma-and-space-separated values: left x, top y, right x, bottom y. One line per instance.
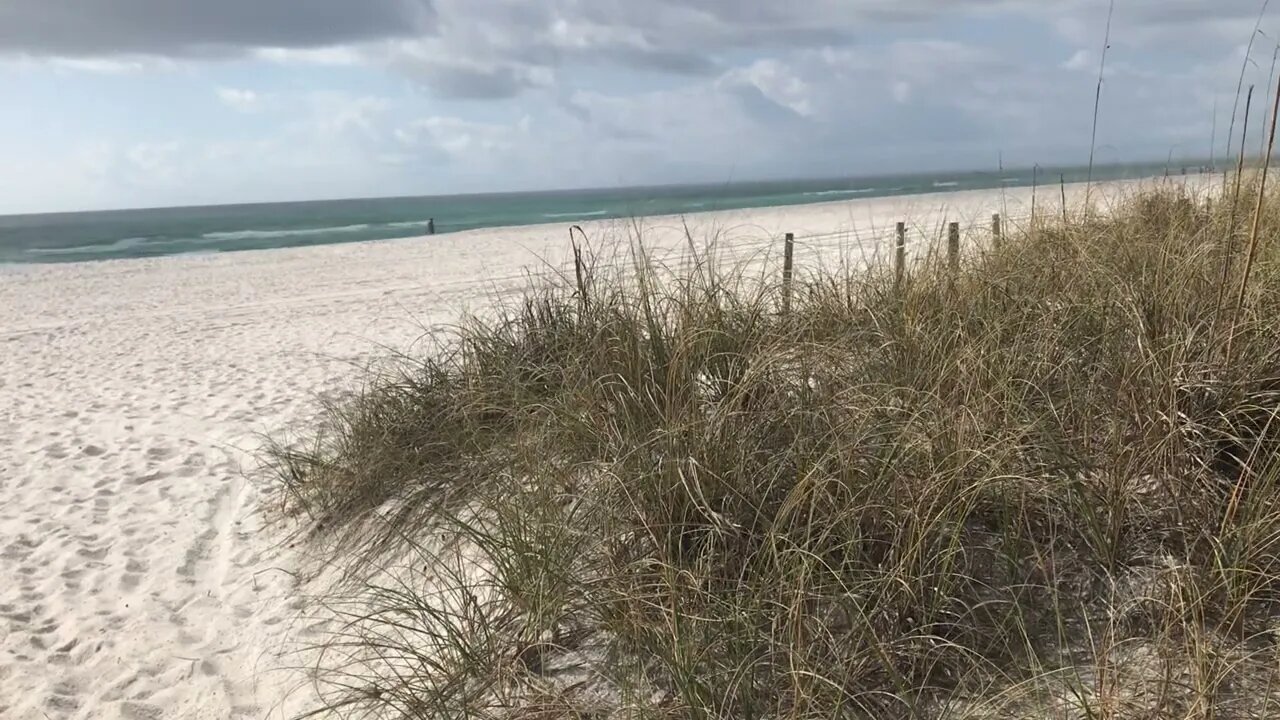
991, 213, 1002, 251
948, 222, 960, 274
894, 221, 906, 289
572, 241, 587, 313
1060, 174, 1068, 225
782, 232, 795, 315
570, 225, 588, 314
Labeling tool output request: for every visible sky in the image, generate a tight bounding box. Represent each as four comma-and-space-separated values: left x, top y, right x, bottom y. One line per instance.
0, 0, 1277, 214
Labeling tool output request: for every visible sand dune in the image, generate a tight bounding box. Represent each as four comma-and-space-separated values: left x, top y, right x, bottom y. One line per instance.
0, 176, 1204, 719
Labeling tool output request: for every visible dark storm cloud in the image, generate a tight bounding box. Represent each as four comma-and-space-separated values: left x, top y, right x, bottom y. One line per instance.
609, 46, 719, 75
381, 0, 862, 99
402, 47, 715, 101
3, 0, 1264, 104
0, 0, 435, 56
402, 61, 537, 100
2, 0, 1261, 62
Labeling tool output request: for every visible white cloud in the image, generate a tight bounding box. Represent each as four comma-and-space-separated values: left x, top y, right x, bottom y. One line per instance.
0, 54, 178, 74
49, 57, 151, 74
723, 59, 815, 117
253, 46, 364, 66
396, 116, 519, 157
216, 87, 261, 112
124, 141, 183, 183
298, 93, 393, 140
1062, 49, 1092, 72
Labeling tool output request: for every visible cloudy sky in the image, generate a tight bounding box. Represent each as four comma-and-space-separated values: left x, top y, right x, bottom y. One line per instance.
0, 0, 1275, 214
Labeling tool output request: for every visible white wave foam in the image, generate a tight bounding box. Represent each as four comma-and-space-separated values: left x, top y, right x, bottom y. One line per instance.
803, 188, 876, 197
27, 236, 152, 256
542, 210, 607, 219
201, 224, 371, 241
932, 181, 960, 188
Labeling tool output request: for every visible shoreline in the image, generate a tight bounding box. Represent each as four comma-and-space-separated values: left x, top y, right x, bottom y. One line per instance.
0, 171, 1215, 272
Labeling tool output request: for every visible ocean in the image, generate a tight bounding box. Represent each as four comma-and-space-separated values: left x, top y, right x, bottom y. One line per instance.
0, 160, 1202, 264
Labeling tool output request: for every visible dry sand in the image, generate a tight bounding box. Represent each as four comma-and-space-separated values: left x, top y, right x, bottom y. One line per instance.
0, 175, 1208, 719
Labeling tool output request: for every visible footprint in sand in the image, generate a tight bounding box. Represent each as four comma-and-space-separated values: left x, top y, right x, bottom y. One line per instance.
120, 700, 165, 720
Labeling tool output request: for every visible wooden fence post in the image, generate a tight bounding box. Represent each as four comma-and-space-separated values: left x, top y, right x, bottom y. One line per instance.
570, 225, 588, 314
991, 213, 1002, 250
572, 241, 587, 313
782, 232, 795, 315
894, 221, 906, 289
948, 222, 960, 274
1060, 174, 1068, 225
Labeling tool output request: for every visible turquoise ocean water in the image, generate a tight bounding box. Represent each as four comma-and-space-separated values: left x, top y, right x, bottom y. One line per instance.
0, 161, 1203, 264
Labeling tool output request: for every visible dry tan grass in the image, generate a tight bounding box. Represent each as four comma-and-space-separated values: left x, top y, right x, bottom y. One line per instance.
266, 180, 1280, 719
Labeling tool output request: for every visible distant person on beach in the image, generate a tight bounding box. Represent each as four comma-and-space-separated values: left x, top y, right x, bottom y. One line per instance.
427, 218, 435, 235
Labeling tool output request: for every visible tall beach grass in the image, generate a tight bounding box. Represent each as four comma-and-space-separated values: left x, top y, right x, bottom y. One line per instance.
266, 179, 1280, 719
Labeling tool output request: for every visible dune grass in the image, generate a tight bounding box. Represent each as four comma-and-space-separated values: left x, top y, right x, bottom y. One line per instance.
267, 181, 1280, 719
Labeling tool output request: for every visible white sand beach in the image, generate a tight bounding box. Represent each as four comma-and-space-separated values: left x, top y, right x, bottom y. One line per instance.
0, 175, 1208, 719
